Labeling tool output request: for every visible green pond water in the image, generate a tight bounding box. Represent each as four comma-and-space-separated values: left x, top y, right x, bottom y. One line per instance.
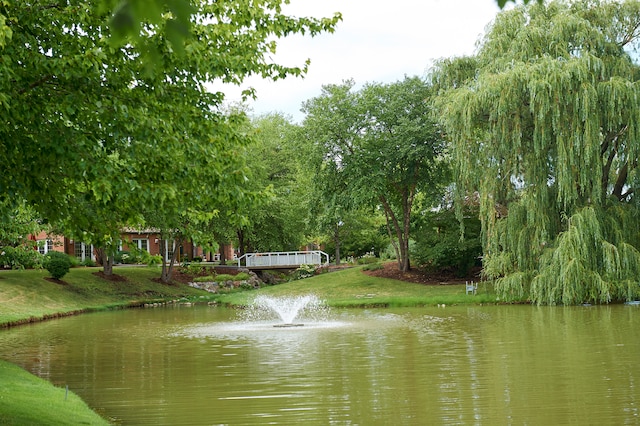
0, 303, 638, 425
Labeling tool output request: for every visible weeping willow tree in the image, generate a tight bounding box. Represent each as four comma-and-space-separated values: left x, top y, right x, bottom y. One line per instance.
434, 0, 640, 305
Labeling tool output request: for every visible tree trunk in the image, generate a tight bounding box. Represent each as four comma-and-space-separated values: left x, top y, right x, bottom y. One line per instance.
237, 229, 246, 256
103, 254, 114, 276
96, 248, 114, 276
380, 195, 411, 272
401, 188, 413, 272
161, 239, 179, 283
95, 248, 105, 268
613, 161, 629, 201
333, 223, 341, 265
218, 241, 227, 265
398, 235, 410, 272
383, 208, 401, 267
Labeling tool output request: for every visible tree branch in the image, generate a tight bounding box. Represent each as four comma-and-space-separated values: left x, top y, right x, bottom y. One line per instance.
619, 19, 640, 47
612, 161, 628, 201
18, 75, 53, 94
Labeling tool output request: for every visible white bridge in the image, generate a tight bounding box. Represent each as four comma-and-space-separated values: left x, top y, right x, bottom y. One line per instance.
237, 250, 330, 270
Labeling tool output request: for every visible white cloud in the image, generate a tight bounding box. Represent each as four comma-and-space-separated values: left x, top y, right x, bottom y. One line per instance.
214, 0, 502, 122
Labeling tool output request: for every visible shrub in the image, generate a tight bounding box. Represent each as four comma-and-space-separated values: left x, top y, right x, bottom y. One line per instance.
293, 264, 316, 280
67, 255, 81, 267
357, 252, 379, 264
115, 250, 135, 264
239, 281, 254, 290
44, 252, 72, 280
0, 246, 43, 269
193, 275, 216, 282
215, 273, 236, 282
411, 206, 482, 277
146, 254, 162, 266
362, 262, 384, 271
183, 262, 206, 275
234, 272, 250, 281
129, 249, 162, 266
80, 258, 96, 267
381, 244, 397, 260
129, 246, 150, 264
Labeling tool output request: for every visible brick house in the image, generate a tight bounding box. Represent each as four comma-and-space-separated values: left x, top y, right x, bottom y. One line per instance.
31, 229, 235, 264
29, 231, 66, 256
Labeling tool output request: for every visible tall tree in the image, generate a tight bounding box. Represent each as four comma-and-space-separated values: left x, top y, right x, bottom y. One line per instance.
302, 77, 448, 272
435, 0, 640, 304
140, 113, 252, 282
0, 1, 340, 277
302, 83, 361, 265
237, 114, 311, 253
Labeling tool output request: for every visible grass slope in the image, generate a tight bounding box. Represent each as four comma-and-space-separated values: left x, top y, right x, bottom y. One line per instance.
0, 359, 109, 425
215, 265, 497, 307
0, 267, 207, 327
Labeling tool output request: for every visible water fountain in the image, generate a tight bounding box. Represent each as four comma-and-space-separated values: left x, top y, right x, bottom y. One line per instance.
247, 294, 326, 327
179, 294, 339, 339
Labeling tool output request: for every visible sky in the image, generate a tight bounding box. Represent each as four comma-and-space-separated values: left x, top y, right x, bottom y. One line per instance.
217, 0, 504, 122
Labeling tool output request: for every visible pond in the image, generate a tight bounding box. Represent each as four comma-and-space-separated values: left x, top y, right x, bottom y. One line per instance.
0, 302, 638, 424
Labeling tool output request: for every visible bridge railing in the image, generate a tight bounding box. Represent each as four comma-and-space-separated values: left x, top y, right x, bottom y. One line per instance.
237, 250, 330, 268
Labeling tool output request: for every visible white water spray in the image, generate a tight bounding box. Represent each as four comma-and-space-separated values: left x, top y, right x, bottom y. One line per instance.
245, 295, 327, 326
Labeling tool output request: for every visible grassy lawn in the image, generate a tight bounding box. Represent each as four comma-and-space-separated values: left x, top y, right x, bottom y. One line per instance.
0, 266, 208, 327
214, 265, 498, 307
0, 359, 109, 425
0, 265, 496, 327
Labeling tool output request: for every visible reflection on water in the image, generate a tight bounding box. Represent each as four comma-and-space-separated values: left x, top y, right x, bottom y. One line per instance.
0, 304, 638, 424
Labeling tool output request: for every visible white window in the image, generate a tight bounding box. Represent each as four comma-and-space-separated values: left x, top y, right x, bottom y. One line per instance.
74, 242, 94, 261
131, 238, 149, 252
37, 239, 53, 255
164, 240, 176, 262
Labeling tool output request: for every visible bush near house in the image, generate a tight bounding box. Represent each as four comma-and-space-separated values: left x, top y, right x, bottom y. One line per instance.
0, 246, 43, 270
115, 250, 138, 264
80, 258, 96, 267
43, 252, 72, 280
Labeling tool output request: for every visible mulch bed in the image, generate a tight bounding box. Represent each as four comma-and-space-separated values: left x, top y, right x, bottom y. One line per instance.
363, 262, 481, 285
172, 272, 192, 283
92, 271, 128, 282
150, 267, 240, 285
44, 277, 68, 285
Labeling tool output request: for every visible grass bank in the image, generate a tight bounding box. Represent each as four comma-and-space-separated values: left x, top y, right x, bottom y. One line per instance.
0, 359, 109, 425
0, 265, 497, 326
214, 265, 497, 307
0, 266, 208, 327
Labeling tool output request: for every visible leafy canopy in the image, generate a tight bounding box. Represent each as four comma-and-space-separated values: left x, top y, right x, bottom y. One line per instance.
0, 1, 340, 267
302, 77, 448, 272
435, 0, 640, 304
